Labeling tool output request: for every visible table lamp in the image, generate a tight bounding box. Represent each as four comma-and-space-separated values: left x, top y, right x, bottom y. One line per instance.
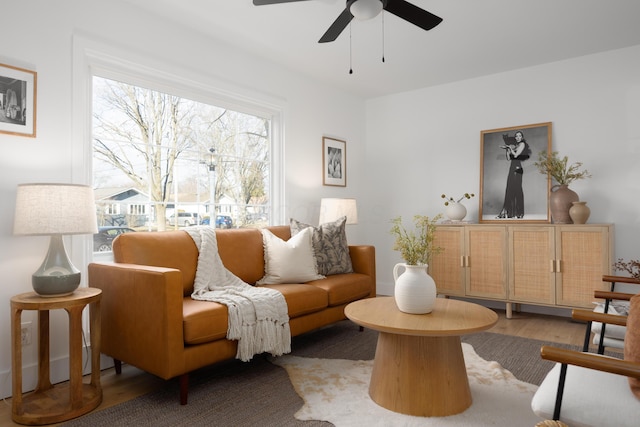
319, 198, 358, 225
13, 183, 98, 297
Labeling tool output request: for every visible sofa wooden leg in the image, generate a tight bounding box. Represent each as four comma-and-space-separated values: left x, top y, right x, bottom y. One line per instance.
359, 326, 364, 332
180, 373, 189, 405
114, 358, 122, 374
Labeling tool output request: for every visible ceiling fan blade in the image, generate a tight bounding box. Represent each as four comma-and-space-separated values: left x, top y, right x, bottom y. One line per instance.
253, 0, 311, 5
319, 8, 353, 43
384, 0, 443, 31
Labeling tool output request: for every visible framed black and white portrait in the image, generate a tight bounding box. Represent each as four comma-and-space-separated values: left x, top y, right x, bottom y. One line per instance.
479, 122, 552, 223
0, 63, 37, 138
322, 136, 346, 187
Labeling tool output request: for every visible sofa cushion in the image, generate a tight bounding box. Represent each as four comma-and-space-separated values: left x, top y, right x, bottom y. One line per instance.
183, 284, 329, 345
113, 230, 199, 296
532, 363, 640, 426
183, 298, 229, 345
261, 283, 329, 318
214, 227, 267, 284
290, 217, 353, 276
307, 273, 373, 306
624, 293, 640, 399
256, 228, 324, 285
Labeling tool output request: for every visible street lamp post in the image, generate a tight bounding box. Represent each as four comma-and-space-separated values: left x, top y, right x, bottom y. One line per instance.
204, 147, 216, 226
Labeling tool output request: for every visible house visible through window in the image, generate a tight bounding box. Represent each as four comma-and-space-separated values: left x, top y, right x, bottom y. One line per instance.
92, 76, 272, 251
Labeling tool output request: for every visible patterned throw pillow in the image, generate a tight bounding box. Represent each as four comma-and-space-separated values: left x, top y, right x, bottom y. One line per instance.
624, 293, 640, 399
290, 216, 353, 276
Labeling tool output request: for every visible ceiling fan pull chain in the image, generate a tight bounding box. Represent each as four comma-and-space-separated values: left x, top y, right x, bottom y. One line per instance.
349, 22, 353, 74
382, 11, 385, 63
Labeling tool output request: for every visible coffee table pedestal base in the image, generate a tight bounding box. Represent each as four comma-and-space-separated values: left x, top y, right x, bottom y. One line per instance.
369, 332, 472, 417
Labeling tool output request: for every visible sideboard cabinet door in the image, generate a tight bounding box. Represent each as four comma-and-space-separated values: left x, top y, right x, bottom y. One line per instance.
555, 225, 613, 308
508, 226, 556, 305
431, 226, 465, 296
465, 226, 508, 299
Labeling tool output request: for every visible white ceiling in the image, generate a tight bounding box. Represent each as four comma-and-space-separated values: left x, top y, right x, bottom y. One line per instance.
122, 0, 640, 99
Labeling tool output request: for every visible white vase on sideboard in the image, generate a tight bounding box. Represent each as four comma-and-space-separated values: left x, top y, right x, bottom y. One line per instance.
445, 202, 467, 222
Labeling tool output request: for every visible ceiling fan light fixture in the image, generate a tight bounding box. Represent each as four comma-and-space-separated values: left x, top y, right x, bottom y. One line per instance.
349, 0, 383, 21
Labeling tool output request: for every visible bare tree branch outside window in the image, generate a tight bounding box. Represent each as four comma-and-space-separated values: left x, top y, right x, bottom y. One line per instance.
92, 77, 270, 238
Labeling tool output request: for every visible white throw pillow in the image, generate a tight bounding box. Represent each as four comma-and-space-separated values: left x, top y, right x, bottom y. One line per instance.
256, 227, 325, 285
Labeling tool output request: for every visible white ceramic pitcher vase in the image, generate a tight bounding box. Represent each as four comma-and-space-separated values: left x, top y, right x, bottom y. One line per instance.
393, 263, 437, 314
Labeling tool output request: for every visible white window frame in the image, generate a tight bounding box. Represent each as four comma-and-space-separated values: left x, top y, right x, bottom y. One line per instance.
71, 35, 285, 266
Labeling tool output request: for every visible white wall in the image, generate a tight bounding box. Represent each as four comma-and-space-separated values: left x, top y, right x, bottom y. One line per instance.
0, 0, 365, 398
365, 45, 640, 295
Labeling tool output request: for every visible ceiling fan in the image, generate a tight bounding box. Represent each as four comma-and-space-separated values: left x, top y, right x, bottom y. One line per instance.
253, 0, 443, 43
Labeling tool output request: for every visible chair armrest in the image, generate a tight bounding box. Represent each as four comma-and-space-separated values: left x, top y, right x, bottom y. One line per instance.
602, 275, 640, 285
594, 290, 636, 301
572, 308, 628, 327
540, 345, 640, 379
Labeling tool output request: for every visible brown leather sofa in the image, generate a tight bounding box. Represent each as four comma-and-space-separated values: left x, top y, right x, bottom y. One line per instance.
88, 225, 376, 404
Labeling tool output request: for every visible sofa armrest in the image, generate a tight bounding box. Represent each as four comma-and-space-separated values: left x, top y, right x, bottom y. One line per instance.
349, 245, 376, 296
88, 262, 186, 379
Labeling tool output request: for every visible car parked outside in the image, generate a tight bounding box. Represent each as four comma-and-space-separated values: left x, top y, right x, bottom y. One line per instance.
201, 215, 234, 228
215, 215, 233, 229
167, 212, 202, 227
93, 226, 135, 252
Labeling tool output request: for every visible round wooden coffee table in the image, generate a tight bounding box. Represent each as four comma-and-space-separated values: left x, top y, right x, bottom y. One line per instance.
345, 296, 498, 417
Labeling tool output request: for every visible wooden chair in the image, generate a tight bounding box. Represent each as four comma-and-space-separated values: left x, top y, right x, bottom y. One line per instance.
531, 297, 640, 426
585, 275, 640, 354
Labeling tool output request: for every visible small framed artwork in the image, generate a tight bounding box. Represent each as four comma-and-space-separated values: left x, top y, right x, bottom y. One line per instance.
479, 122, 552, 223
0, 63, 37, 138
322, 136, 346, 187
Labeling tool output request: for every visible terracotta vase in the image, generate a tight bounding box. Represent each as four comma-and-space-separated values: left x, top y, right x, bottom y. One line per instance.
445, 202, 467, 222
393, 263, 437, 314
550, 184, 579, 224
569, 201, 591, 224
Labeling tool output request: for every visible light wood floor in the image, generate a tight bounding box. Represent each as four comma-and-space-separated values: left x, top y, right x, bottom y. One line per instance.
0, 310, 591, 426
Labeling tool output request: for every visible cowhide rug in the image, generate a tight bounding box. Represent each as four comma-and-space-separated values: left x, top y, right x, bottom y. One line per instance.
270, 343, 542, 426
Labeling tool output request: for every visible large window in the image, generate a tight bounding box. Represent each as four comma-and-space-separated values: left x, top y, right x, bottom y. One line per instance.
92, 76, 272, 249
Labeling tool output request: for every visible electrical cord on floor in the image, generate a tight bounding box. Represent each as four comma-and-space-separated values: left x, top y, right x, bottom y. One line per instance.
1, 372, 10, 406
82, 327, 90, 374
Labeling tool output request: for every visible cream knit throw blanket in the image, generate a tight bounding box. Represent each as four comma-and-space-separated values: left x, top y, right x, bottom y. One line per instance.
185, 227, 291, 362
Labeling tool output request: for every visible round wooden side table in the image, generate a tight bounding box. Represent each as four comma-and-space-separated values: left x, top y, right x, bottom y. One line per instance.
10, 287, 102, 425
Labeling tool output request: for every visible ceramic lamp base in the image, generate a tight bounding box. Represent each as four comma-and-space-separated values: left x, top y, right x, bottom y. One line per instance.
32, 235, 81, 297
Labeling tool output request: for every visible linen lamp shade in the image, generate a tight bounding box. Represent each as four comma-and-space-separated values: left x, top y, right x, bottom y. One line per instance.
14, 183, 98, 296
319, 198, 358, 225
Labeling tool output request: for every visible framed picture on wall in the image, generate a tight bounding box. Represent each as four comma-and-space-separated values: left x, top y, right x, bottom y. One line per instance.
0, 63, 37, 138
322, 136, 346, 187
479, 122, 552, 223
